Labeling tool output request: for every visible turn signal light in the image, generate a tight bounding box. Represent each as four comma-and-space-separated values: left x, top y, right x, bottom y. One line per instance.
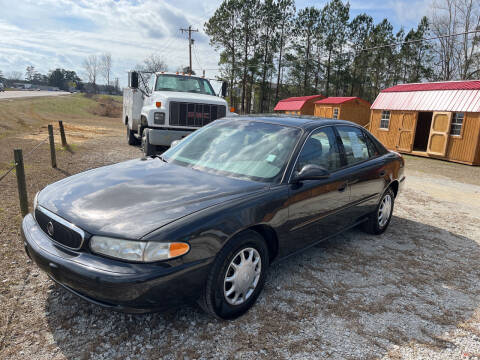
156, 101, 162, 108
169, 243, 190, 258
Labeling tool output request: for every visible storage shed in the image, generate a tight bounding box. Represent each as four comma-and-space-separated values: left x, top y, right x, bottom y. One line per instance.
369, 80, 480, 165
274, 95, 325, 115
314, 97, 371, 126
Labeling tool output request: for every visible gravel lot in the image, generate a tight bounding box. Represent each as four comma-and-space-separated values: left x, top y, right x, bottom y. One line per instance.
1, 119, 480, 360
0, 91, 71, 101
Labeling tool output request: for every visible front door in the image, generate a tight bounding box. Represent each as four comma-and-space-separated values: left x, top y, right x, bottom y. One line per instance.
427, 112, 452, 157
396, 112, 417, 152
285, 126, 350, 255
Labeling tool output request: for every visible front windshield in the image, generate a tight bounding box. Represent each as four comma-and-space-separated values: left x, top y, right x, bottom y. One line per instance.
162, 120, 302, 182
155, 74, 215, 95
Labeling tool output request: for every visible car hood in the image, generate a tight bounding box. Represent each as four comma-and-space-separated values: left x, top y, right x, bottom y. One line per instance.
38, 158, 267, 239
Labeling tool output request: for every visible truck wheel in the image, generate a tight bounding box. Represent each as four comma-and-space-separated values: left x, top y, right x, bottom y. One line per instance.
126, 125, 139, 146
142, 129, 156, 157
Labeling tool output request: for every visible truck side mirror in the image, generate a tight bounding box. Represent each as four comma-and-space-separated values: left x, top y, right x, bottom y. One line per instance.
129, 71, 139, 89
221, 81, 227, 98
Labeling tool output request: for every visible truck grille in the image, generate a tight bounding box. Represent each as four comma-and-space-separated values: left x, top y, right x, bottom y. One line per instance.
169, 102, 226, 127
35, 207, 84, 250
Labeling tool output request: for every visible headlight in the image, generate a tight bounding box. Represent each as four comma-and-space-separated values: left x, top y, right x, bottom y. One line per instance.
154, 112, 165, 125
90, 236, 189, 262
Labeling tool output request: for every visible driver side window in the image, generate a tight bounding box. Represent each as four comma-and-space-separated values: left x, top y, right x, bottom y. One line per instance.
296, 127, 342, 172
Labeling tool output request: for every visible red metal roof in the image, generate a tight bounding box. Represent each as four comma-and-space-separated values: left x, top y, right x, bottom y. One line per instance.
382, 80, 480, 93
274, 94, 324, 111
372, 80, 480, 112
371, 89, 480, 112
315, 97, 370, 106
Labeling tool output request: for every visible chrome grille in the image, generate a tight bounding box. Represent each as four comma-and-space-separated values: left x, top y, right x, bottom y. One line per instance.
35, 207, 85, 250
169, 102, 226, 127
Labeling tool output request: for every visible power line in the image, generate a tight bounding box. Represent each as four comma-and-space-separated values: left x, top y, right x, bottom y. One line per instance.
180, 26, 199, 74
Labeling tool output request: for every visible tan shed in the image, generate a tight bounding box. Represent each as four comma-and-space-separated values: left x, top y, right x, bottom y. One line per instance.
273, 95, 325, 115
314, 97, 371, 126
369, 80, 480, 165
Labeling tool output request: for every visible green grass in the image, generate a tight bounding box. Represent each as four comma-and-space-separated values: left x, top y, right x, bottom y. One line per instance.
0, 94, 122, 137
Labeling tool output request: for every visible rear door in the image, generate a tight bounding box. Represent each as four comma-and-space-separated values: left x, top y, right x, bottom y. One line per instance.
285, 126, 350, 254
336, 126, 387, 221
427, 112, 452, 156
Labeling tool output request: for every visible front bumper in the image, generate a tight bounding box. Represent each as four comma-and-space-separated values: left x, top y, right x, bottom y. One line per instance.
22, 214, 211, 313
148, 128, 193, 146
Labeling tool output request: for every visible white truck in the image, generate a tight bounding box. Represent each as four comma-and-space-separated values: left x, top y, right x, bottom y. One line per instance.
122, 71, 232, 155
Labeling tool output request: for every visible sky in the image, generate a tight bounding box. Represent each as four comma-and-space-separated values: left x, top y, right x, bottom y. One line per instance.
0, 0, 431, 87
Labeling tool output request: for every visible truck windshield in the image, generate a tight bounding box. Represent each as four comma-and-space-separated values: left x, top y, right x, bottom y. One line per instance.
155, 74, 216, 96
162, 120, 302, 182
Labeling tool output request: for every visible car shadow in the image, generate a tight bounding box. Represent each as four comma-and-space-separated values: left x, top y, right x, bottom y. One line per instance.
45, 215, 480, 359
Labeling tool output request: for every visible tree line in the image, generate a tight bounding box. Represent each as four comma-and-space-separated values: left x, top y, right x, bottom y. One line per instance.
205, 0, 480, 113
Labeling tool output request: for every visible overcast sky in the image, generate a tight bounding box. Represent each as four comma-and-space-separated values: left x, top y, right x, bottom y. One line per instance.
0, 0, 430, 87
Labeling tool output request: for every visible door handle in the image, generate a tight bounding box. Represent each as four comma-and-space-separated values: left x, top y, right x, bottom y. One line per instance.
338, 183, 347, 192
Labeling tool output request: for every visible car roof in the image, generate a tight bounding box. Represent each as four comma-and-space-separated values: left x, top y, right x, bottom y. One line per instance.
221, 114, 360, 130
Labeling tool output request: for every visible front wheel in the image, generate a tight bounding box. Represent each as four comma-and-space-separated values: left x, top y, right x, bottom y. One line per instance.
362, 188, 394, 235
199, 230, 269, 319
141, 129, 156, 157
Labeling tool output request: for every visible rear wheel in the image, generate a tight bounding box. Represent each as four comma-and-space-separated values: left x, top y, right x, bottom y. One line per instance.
199, 230, 269, 319
362, 188, 394, 235
126, 124, 139, 146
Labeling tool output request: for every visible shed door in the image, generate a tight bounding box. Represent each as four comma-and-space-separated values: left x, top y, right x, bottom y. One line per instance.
427, 112, 452, 157
396, 112, 417, 152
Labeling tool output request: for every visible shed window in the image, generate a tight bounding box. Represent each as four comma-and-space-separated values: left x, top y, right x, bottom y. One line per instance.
450, 112, 464, 136
380, 111, 390, 129
333, 108, 339, 119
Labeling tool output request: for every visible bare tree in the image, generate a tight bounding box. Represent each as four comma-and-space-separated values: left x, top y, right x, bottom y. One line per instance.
430, 0, 480, 80
100, 53, 112, 85
83, 55, 99, 84
455, 0, 480, 79
139, 53, 168, 73
7, 71, 22, 80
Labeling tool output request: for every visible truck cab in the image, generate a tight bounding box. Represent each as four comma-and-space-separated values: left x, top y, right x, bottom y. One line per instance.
123, 72, 231, 155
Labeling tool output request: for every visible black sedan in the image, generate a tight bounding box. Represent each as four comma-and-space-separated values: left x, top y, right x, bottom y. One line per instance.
22, 116, 405, 319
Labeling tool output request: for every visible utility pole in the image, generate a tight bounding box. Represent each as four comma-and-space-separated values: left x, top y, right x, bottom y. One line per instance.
180, 25, 198, 74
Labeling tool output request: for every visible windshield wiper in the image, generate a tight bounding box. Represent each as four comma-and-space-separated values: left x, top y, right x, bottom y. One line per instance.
155, 154, 168, 163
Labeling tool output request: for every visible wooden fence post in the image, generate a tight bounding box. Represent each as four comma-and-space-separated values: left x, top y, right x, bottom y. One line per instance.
48, 124, 57, 168
14, 149, 28, 217
59, 121, 67, 148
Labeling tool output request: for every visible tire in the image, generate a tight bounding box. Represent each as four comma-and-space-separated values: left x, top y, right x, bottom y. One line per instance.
199, 230, 269, 320
362, 187, 395, 235
142, 128, 156, 157
126, 124, 139, 146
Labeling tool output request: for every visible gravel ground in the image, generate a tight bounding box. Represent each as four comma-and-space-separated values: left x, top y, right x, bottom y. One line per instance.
1, 120, 480, 360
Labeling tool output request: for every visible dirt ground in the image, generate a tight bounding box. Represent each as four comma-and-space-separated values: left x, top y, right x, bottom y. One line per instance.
1, 106, 480, 359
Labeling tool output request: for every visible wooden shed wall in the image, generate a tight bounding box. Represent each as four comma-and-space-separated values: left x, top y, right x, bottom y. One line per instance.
369, 110, 480, 165
301, 101, 316, 115
314, 101, 370, 126
338, 102, 370, 126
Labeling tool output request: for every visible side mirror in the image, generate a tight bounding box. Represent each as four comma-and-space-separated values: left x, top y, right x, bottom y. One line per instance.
129, 71, 139, 89
221, 81, 227, 98
291, 164, 330, 183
